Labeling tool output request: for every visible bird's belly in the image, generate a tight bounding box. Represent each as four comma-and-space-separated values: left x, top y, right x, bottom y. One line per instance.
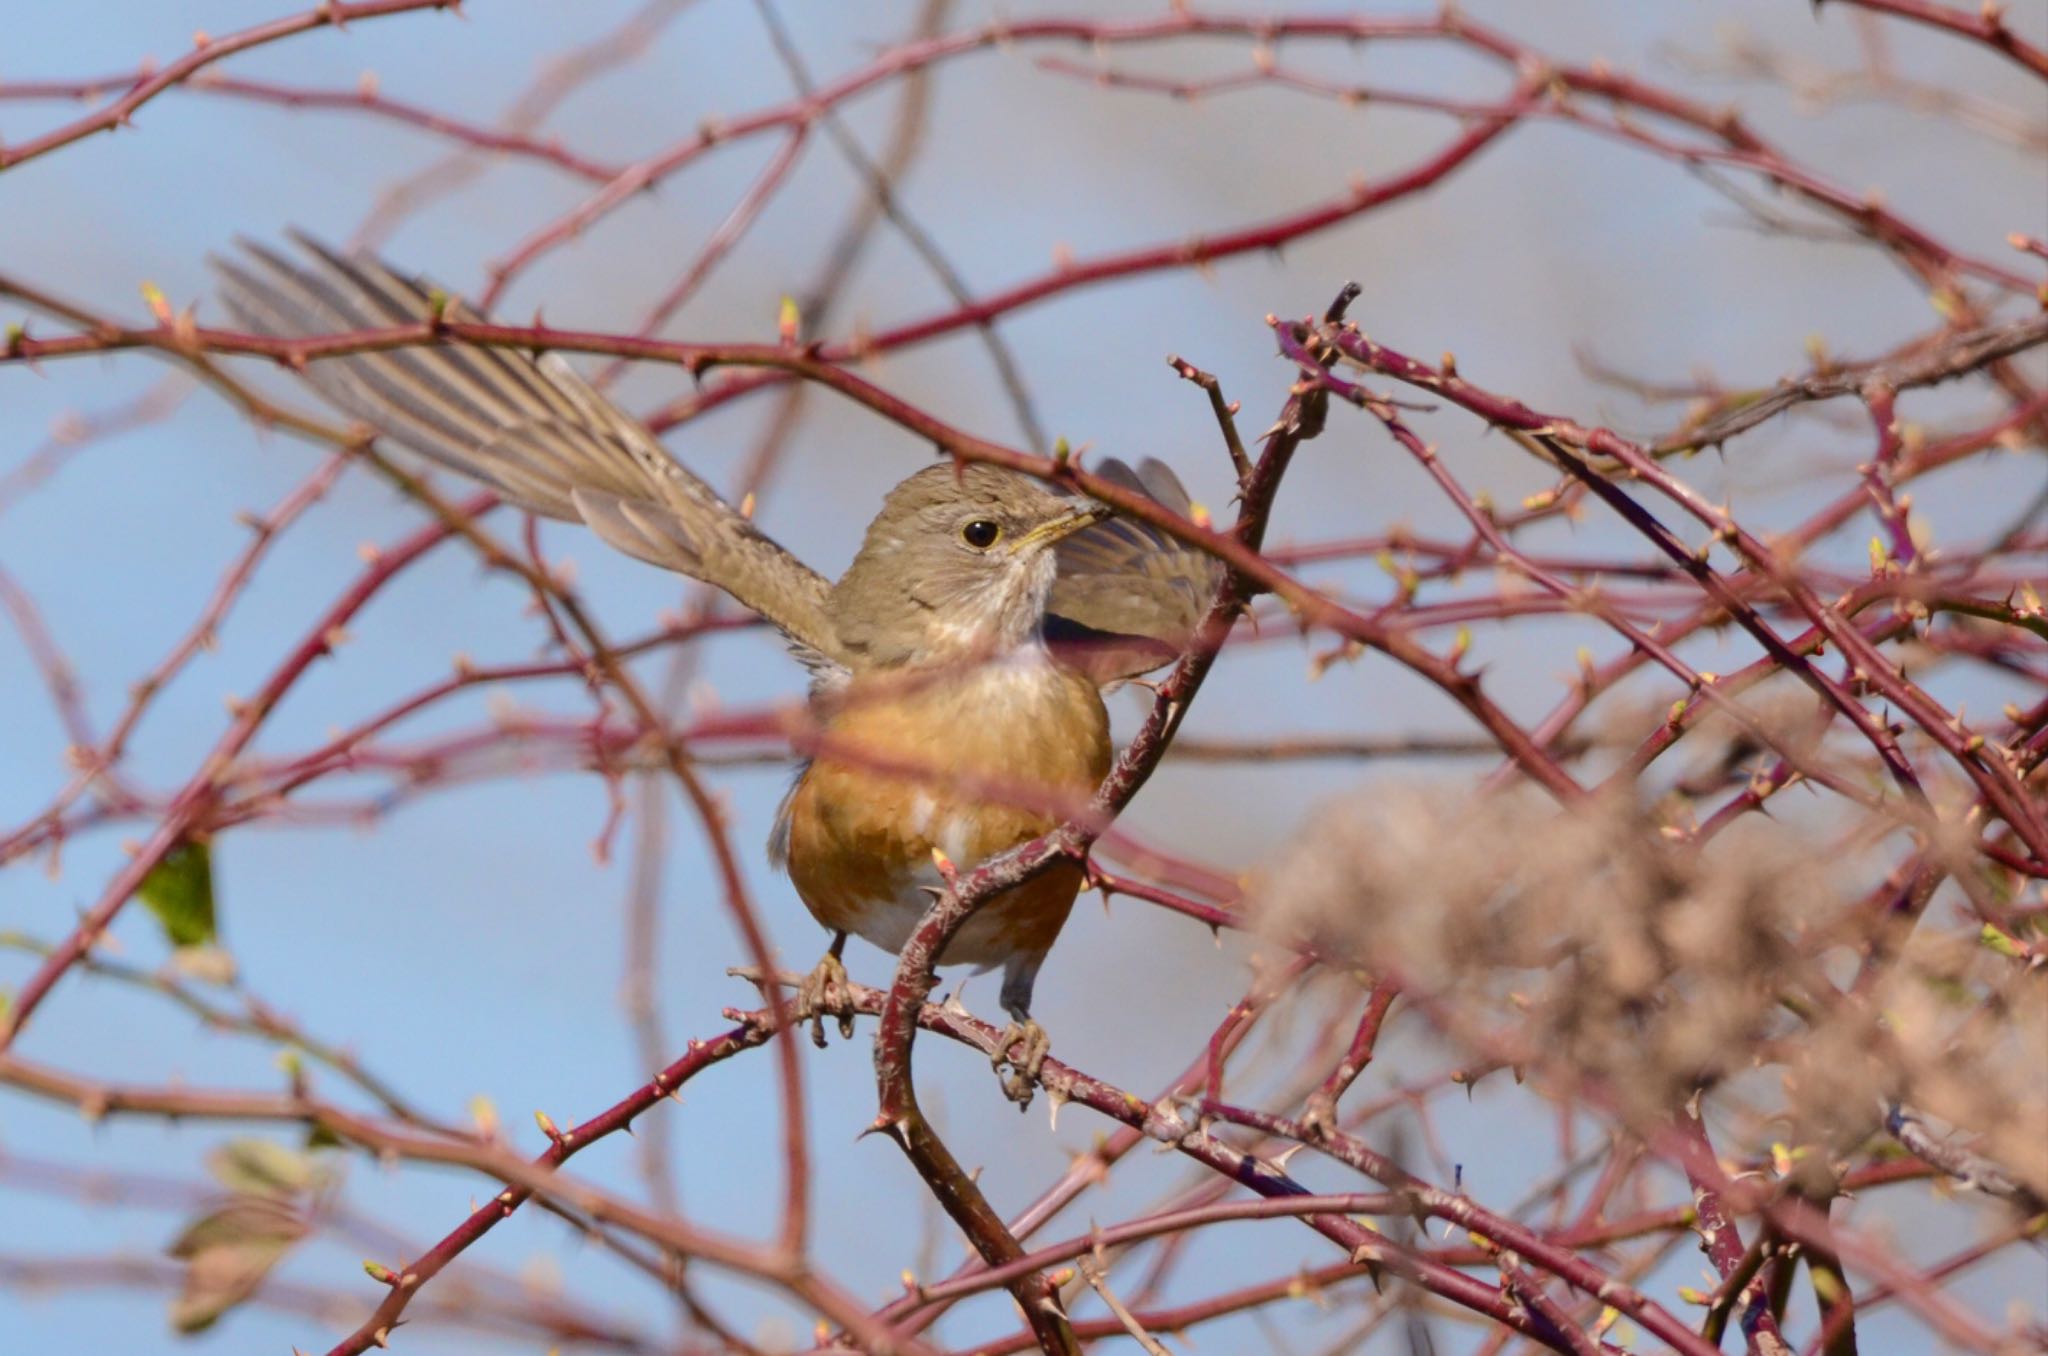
836, 859, 1088, 969
779, 655, 1110, 965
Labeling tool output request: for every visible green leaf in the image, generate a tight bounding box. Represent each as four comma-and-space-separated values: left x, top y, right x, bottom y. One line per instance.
137, 839, 216, 948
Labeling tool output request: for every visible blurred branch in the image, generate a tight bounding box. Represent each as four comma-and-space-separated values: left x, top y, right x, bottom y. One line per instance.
0, 1252, 656, 1351
0, 1038, 910, 1355
354, 0, 700, 247
1817, 0, 2048, 80
0, 70, 628, 179
0, 931, 454, 1133
0, 0, 461, 172
1664, 24, 2047, 150
0, 374, 189, 520
748, 0, 1049, 450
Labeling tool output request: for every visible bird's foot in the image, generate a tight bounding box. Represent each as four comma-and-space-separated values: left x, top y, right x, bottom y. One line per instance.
990, 1018, 1050, 1109
797, 951, 856, 1048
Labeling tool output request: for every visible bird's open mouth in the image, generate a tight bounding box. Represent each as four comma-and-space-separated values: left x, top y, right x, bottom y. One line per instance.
1012, 502, 1113, 552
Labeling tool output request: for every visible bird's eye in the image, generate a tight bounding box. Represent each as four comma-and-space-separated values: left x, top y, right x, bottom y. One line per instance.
960, 519, 1002, 550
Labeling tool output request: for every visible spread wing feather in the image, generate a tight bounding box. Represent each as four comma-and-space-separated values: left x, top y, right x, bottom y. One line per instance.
214, 234, 847, 676
215, 235, 1217, 687
1050, 457, 1223, 682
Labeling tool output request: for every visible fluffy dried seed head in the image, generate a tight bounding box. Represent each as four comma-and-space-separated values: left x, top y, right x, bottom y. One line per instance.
1251, 784, 1863, 1128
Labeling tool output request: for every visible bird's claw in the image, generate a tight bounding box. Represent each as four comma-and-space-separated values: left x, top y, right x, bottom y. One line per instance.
991, 1019, 1050, 1109
797, 951, 855, 1048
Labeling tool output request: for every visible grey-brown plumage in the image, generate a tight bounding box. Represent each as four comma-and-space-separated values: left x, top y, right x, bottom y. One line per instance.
211, 234, 1219, 683
215, 235, 1225, 1060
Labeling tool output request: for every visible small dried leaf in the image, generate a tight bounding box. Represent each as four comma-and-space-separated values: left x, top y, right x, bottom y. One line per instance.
166, 1193, 308, 1332
167, 1230, 301, 1333
205, 1139, 319, 1199
168, 944, 238, 986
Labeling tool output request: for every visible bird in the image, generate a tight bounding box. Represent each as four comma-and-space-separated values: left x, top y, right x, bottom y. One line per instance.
214, 234, 1219, 1098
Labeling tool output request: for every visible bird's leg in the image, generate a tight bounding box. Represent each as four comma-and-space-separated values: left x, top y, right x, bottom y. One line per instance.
797, 931, 854, 1048
991, 954, 1050, 1109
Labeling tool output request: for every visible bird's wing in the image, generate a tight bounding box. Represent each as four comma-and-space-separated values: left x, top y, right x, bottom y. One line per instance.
1048, 456, 1224, 684
213, 232, 847, 676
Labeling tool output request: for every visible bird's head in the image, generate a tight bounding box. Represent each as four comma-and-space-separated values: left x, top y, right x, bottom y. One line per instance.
830, 463, 1110, 668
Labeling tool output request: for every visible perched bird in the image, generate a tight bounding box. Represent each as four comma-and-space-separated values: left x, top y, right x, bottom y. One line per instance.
215, 235, 1217, 1095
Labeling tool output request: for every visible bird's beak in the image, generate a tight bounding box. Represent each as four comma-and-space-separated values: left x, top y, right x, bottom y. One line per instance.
1013, 501, 1113, 553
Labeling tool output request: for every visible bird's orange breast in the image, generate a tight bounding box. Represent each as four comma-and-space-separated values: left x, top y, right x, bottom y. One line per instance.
779, 653, 1111, 968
